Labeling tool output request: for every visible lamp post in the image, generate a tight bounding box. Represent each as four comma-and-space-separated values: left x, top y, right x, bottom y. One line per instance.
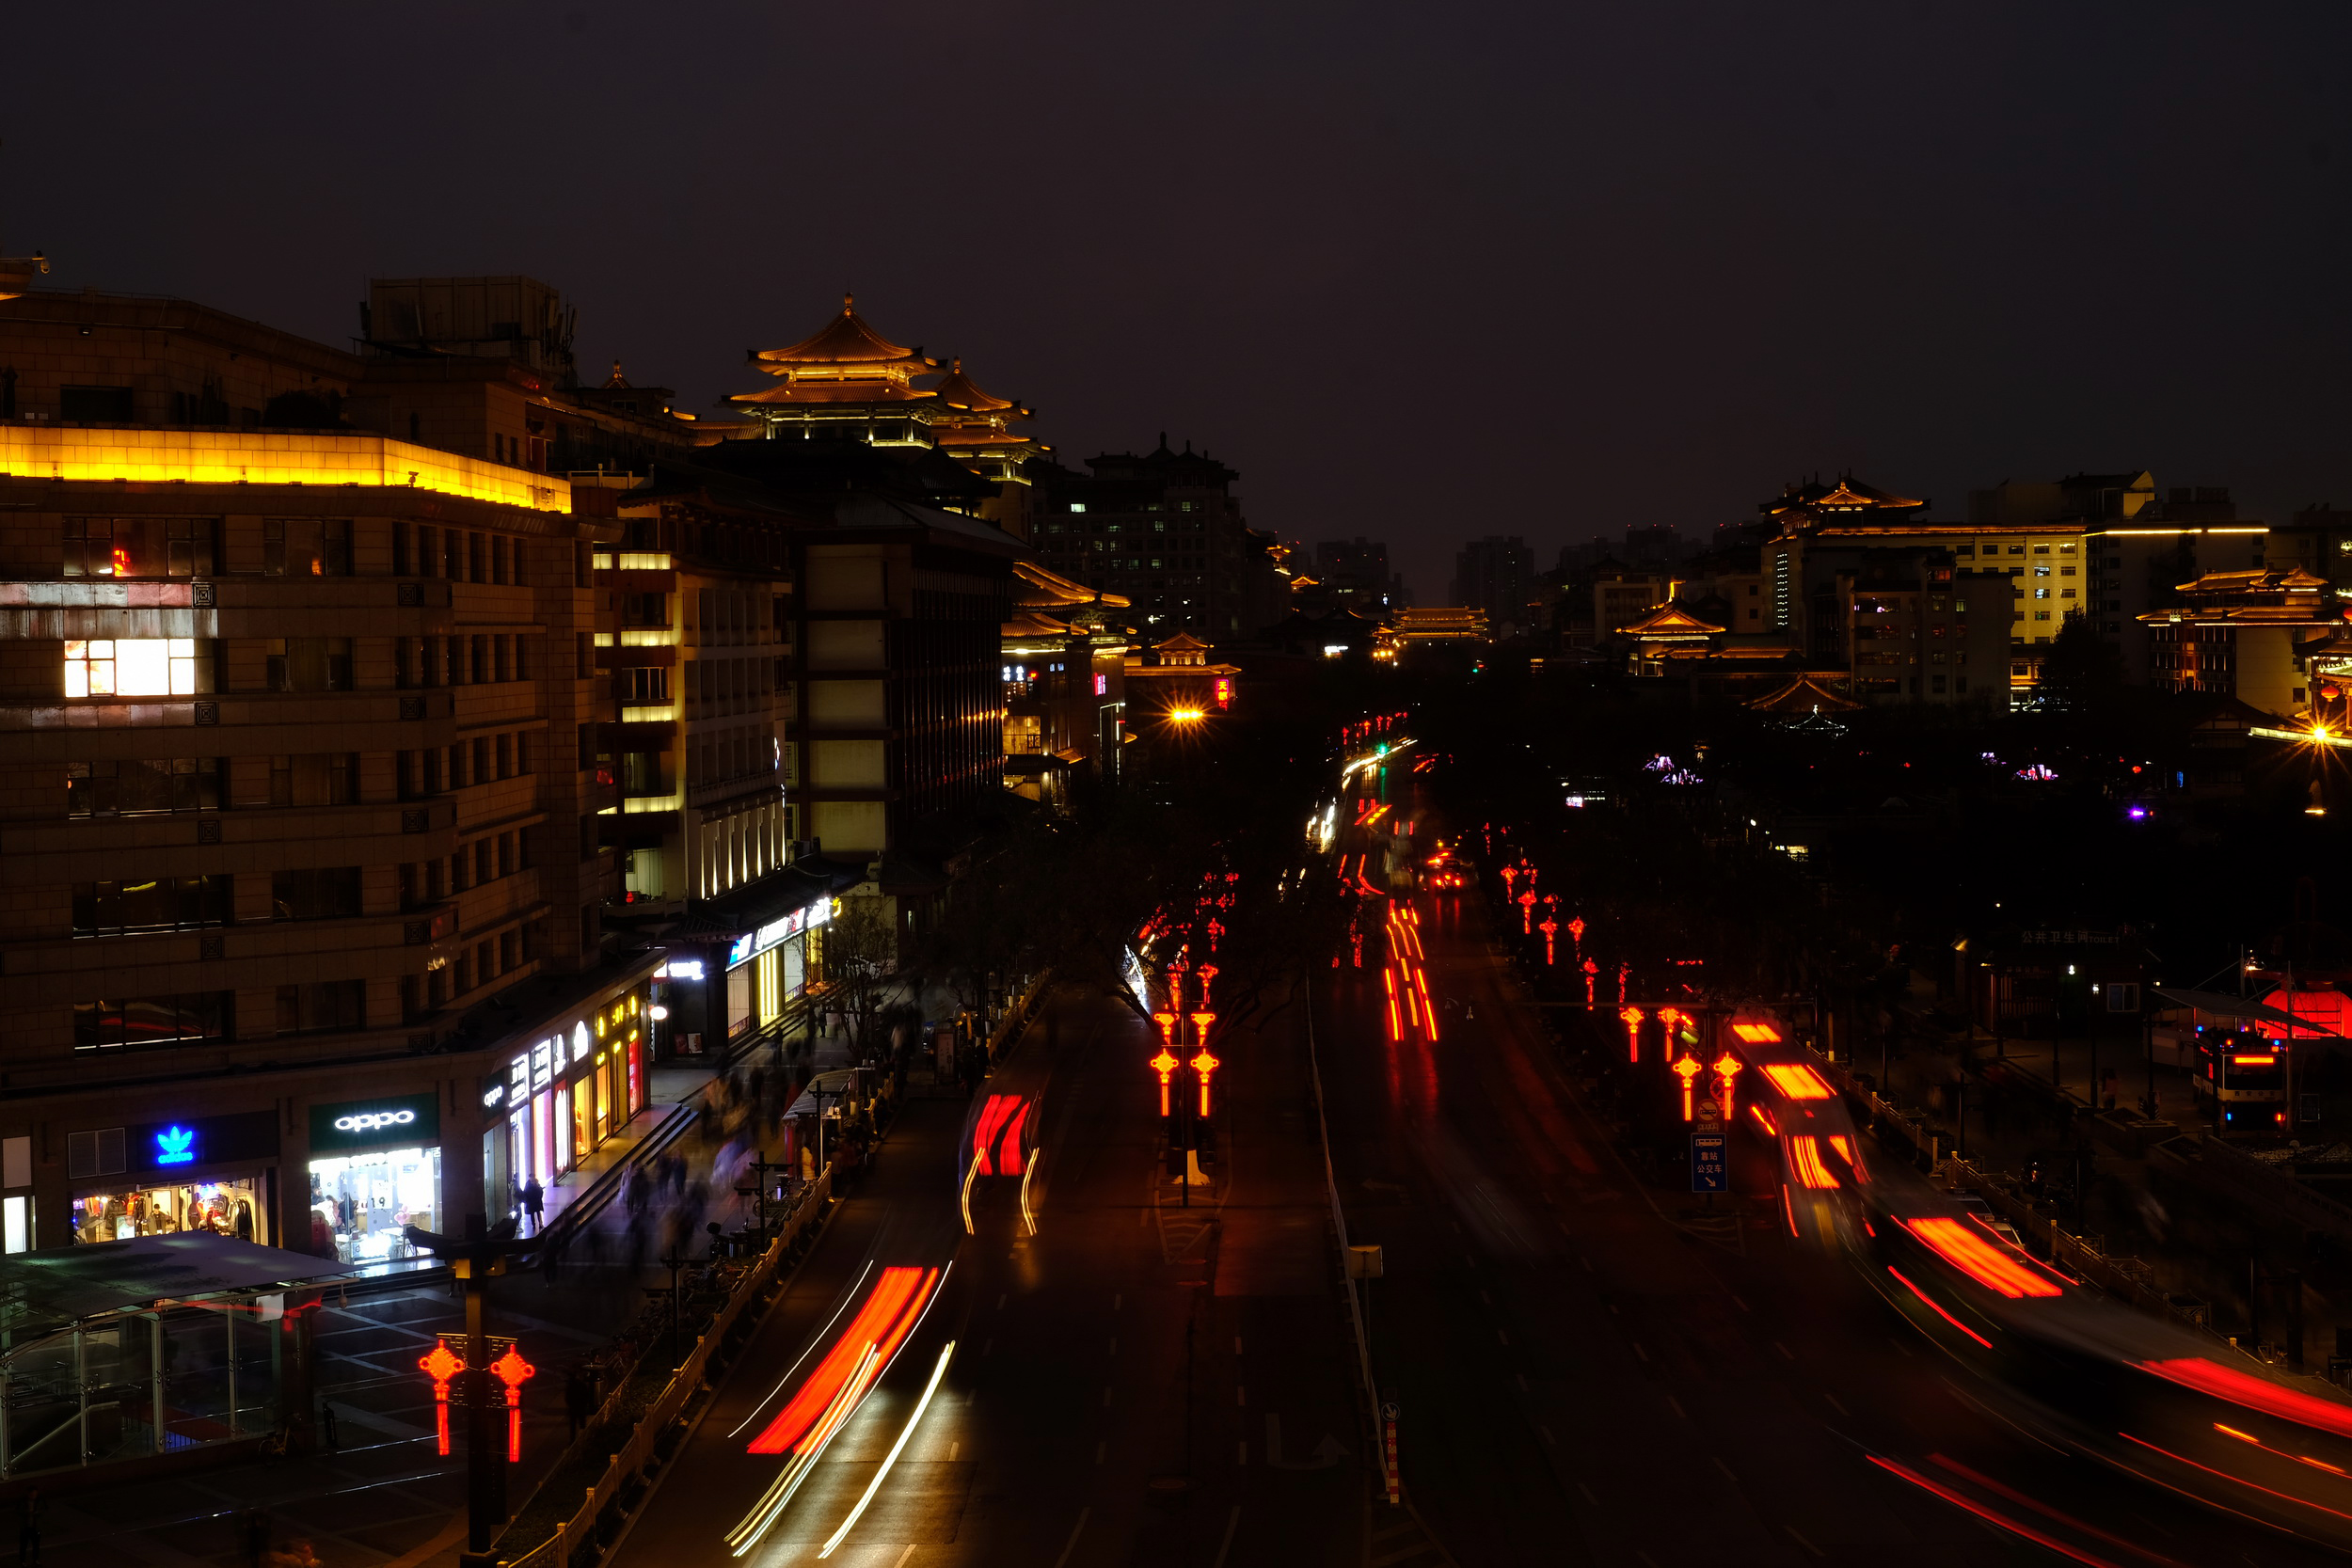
403, 1221, 541, 1567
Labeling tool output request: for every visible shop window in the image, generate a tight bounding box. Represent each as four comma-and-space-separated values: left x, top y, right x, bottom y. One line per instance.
73, 875, 232, 935
310, 1148, 439, 1264
278, 978, 365, 1034
63, 516, 218, 578
269, 752, 358, 807
66, 638, 217, 698
72, 991, 233, 1052
68, 757, 222, 816
264, 637, 353, 692
271, 865, 362, 921
77, 1177, 259, 1245
67, 1128, 128, 1178
262, 518, 352, 578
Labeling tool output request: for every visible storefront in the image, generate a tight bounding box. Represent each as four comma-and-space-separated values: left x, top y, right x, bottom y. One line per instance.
724, 895, 832, 1043
308, 1093, 441, 1265
481, 982, 650, 1223
68, 1111, 278, 1247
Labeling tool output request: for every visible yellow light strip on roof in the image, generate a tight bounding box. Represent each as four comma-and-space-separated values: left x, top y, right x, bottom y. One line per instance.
0, 425, 568, 512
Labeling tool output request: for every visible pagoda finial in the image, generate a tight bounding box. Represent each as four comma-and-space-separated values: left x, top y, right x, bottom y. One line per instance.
951, 356, 961, 372
843, 289, 854, 316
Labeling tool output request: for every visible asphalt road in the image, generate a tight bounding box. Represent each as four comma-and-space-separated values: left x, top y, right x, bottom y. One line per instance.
607, 982, 1367, 1568
1317, 772, 2346, 1568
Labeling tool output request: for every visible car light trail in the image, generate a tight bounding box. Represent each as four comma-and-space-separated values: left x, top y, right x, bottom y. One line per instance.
1906, 1217, 2064, 1298
1826, 1133, 1867, 1180
2213, 1419, 2352, 1479
1887, 1266, 1994, 1349
746, 1267, 939, 1453
1749, 1105, 1776, 1135
816, 1339, 957, 1559
1787, 1135, 1840, 1189
727, 1261, 874, 1438
1761, 1062, 1834, 1100
2136, 1357, 2352, 1440
2119, 1433, 2352, 1525
1867, 1454, 2124, 1566
1019, 1149, 1041, 1235
1926, 1453, 2197, 1568
728, 1346, 877, 1555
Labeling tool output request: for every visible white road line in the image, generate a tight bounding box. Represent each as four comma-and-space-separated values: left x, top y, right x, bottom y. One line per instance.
1233, 1336, 1244, 1354
1236, 1386, 1247, 1405
1479, 1290, 1491, 1305
1103, 1386, 1114, 1407
1238, 1441, 1248, 1465
1823, 1394, 1848, 1418
1517, 1373, 1530, 1393
1631, 1342, 1646, 1361
1096, 1440, 1106, 1464
1540, 1424, 1557, 1446
1051, 1508, 1090, 1568
1665, 1395, 1685, 1419
1713, 1456, 1737, 1482
1109, 1338, 1118, 1356
996, 1293, 1006, 1309
1498, 1329, 1510, 1345
1788, 1526, 1825, 1559
1211, 1505, 1242, 1568
1730, 1294, 1749, 1312
983, 1339, 993, 1356
1114, 1293, 1122, 1310
1773, 1341, 1795, 1361
1578, 1481, 1599, 1506
892, 1548, 915, 1568
948, 1441, 960, 1461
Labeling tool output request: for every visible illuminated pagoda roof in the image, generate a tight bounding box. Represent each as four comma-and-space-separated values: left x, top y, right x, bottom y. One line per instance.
2138, 565, 2344, 627
1014, 558, 1129, 611
1152, 630, 1212, 666
1614, 603, 1725, 641
931, 357, 1028, 418
1745, 673, 1863, 713
1765, 474, 1930, 533
728, 293, 940, 412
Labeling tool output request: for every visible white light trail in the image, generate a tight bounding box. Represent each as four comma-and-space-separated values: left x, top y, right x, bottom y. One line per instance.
816, 1340, 958, 1559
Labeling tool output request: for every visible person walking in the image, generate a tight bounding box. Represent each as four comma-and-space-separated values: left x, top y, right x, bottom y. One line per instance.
520, 1176, 545, 1233
243, 1507, 270, 1568
564, 1366, 595, 1440
318, 1398, 339, 1452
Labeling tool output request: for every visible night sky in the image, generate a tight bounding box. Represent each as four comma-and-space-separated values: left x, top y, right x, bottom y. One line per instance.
8, 3, 2351, 601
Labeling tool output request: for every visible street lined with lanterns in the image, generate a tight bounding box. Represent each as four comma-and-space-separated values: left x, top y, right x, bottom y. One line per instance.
1312, 736, 2352, 1567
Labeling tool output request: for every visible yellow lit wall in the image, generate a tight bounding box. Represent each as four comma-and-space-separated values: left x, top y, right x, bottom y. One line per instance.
0, 425, 569, 512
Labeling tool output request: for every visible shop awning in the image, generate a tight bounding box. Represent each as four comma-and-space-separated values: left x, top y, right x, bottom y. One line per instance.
0, 1233, 355, 1339
786, 1069, 863, 1118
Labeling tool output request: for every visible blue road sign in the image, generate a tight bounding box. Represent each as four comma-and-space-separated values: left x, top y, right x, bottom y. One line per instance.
1691, 1132, 1727, 1192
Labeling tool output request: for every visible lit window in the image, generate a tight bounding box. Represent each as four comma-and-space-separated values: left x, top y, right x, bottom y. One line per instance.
65, 638, 203, 698
1069, 503, 1087, 514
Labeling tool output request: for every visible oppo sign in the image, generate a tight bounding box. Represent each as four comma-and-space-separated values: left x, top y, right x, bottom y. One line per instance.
334, 1108, 418, 1134
310, 1094, 440, 1152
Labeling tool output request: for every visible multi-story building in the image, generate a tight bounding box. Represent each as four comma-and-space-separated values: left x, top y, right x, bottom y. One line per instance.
1451, 535, 1537, 641
2142, 566, 2343, 719
1002, 562, 1132, 807
1804, 547, 2012, 705
0, 286, 653, 1262
1312, 537, 1408, 612
1036, 438, 1283, 638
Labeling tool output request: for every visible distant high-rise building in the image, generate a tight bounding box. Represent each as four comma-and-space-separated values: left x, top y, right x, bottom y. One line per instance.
1312, 537, 1408, 611
1452, 535, 1537, 641
1034, 437, 1284, 637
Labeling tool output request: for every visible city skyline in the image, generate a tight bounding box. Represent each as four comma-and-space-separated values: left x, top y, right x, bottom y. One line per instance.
9, 3, 2351, 605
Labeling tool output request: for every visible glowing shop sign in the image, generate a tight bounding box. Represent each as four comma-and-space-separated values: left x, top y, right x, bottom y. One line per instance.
155, 1125, 197, 1165
334, 1108, 418, 1134
726, 897, 833, 969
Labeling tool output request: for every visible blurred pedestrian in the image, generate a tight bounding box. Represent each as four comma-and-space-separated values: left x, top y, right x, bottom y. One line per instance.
318, 1398, 339, 1451
243, 1507, 270, 1568
565, 1366, 595, 1439
520, 1176, 545, 1233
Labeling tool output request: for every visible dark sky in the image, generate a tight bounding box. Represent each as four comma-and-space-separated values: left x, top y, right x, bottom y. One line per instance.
9, 3, 2351, 601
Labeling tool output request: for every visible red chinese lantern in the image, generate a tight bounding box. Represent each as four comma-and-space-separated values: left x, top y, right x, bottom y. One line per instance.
490, 1344, 536, 1464
419, 1338, 466, 1456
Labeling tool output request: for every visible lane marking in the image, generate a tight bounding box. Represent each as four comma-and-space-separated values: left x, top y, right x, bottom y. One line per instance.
1103, 1386, 1114, 1407
1479, 1290, 1492, 1305
1713, 1457, 1738, 1482
983, 1338, 993, 1357
1541, 1425, 1558, 1446
892, 1549, 916, 1568
1632, 1342, 1647, 1361
996, 1294, 1006, 1310
1096, 1440, 1106, 1464
815, 1339, 956, 1559
1578, 1253, 1592, 1269
1212, 1505, 1243, 1568
1109, 1338, 1118, 1356
1236, 1386, 1247, 1405
1730, 1294, 1749, 1312
1238, 1441, 1248, 1465
1051, 1508, 1090, 1568
1498, 1329, 1510, 1346
1824, 1394, 1849, 1418
1517, 1373, 1530, 1393
1774, 1341, 1795, 1361
1665, 1395, 1686, 1419
1788, 1528, 1825, 1559
1579, 1482, 1600, 1506
1234, 1337, 1244, 1354
949, 1441, 960, 1461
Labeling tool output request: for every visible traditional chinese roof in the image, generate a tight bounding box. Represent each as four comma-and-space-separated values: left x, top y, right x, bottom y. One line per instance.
1614, 603, 1725, 640
2138, 565, 2344, 626
1003, 611, 1073, 640
1155, 630, 1211, 652
1013, 559, 1129, 610
1765, 474, 1929, 522
1745, 673, 1863, 713
751, 294, 934, 374
931, 357, 1028, 418
602, 361, 631, 389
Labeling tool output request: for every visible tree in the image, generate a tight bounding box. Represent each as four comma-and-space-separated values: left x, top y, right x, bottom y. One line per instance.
2037, 611, 2125, 715
819, 895, 902, 1053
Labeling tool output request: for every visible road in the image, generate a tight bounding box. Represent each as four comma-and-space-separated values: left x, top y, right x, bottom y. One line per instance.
1317, 771, 2345, 1567
607, 982, 1369, 1567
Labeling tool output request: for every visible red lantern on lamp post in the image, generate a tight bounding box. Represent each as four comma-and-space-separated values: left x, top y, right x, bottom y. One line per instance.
1619, 1006, 1645, 1064
1517, 890, 1536, 933
1539, 916, 1558, 965
420, 1337, 466, 1457
489, 1344, 536, 1464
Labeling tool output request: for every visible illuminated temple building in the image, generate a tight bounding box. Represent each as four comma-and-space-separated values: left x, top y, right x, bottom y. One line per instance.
725, 294, 1050, 542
